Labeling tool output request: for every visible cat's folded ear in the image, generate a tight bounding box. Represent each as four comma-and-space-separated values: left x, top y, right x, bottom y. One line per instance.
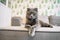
27, 8, 30, 11
34, 8, 38, 12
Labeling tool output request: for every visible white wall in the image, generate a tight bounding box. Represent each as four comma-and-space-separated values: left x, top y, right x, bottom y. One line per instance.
0, 2, 11, 27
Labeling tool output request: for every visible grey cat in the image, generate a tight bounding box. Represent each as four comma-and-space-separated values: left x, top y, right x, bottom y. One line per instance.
25, 8, 38, 37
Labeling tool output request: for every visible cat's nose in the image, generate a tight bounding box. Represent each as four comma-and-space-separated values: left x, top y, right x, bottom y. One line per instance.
31, 14, 33, 17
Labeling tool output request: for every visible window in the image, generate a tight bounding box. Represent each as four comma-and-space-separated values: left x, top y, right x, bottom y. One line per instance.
0, 0, 6, 5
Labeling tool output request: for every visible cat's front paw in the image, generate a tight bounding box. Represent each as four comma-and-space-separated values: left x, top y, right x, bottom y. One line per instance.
29, 28, 36, 37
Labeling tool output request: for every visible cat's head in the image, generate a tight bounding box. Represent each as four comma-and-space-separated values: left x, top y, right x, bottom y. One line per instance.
26, 8, 38, 19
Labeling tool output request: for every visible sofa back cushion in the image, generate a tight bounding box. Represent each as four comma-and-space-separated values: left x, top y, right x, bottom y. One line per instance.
49, 16, 60, 26
38, 16, 49, 24
38, 16, 53, 27
11, 17, 21, 26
